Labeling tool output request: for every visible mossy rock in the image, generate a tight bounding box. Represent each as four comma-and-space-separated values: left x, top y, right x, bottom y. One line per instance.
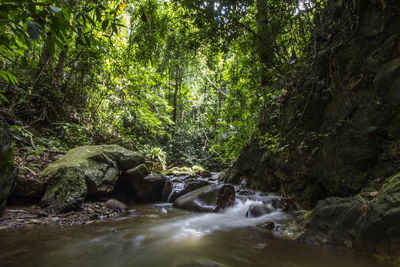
192, 165, 206, 174
161, 166, 194, 176
40, 167, 87, 213
40, 145, 144, 213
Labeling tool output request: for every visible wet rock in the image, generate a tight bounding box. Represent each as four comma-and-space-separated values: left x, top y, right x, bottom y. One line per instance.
161, 181, 173, 202
271, 198, 299, 211
262, 222, 276, 231
199, 170, 212, 178
167, 179, 211, 202
174, 184, 235, 212
0, 119, 15, 216
104, 199, 127, 211
246, 204, 273, 218
130, 173, 166, 202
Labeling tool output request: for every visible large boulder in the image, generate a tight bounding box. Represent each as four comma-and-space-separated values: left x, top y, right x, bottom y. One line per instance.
298, 172, 400, 261
174, 184, 235, 212
0, 119, 15, 216
40, 145, 144, 212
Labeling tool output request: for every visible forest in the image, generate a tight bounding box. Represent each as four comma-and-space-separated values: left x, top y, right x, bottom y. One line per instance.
1, 0, 400, 266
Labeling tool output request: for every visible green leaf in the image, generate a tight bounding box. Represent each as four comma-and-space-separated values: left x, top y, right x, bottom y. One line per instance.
27, 21, 43, 40
0, 93, 9, 104
49, 6, 62, 13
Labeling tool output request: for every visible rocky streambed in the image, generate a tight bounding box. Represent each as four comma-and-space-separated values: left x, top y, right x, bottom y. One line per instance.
0, 189, 390, 267
0, 144, 397, 266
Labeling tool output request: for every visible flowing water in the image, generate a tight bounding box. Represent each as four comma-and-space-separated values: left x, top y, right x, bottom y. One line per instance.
0, 194, 391, 267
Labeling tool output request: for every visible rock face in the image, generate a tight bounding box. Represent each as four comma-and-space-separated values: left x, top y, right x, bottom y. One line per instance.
298, 172, 400, 261
222, 0, 400, 208
174, 184, 235, 212
0, 119, 15, 216
40, 145, 144, 213
129, 173, 166, 202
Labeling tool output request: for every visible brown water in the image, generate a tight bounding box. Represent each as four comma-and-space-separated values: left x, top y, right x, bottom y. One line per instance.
0, 199, 392, 267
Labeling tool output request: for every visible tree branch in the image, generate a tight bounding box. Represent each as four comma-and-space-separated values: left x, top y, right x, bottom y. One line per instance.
198, 68, 226, 97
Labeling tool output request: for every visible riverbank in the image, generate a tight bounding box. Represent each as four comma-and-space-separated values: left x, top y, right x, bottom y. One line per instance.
0, 201, 136, 230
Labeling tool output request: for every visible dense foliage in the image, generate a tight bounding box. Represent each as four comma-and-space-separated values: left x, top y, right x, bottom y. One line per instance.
1, 0, 322, 168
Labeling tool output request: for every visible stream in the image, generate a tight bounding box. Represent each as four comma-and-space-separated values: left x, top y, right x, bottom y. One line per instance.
0, 174, 392, 267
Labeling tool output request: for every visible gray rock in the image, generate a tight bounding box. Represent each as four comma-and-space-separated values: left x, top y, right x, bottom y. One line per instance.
125, 164, 149, 180
174, 184, 235, 212
104, 199, 127, 211
167, 179, 211, 202
246, 204, 273, 218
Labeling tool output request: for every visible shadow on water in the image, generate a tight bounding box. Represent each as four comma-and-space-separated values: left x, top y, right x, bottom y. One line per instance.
0, 197, 393, 267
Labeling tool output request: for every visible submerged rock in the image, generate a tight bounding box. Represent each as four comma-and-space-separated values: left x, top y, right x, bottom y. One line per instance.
174, 184, 235, 212
0, 119, 15, 216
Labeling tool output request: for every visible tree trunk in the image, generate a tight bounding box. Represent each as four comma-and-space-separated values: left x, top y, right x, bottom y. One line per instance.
257, 0, 275, 90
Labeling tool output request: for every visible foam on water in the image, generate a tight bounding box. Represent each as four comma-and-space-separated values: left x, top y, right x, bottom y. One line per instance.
151, 196, 289, 241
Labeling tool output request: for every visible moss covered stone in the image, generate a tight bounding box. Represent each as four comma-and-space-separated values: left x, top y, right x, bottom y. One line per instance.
40, 145, 144, 213
40, 167, 87, 213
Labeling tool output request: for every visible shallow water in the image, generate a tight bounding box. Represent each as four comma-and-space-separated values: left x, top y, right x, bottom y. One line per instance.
0, 196, 392, 267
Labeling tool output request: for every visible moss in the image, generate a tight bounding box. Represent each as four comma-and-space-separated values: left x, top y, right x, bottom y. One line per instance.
40, 167, 87, 213
192, 165, 206, 174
